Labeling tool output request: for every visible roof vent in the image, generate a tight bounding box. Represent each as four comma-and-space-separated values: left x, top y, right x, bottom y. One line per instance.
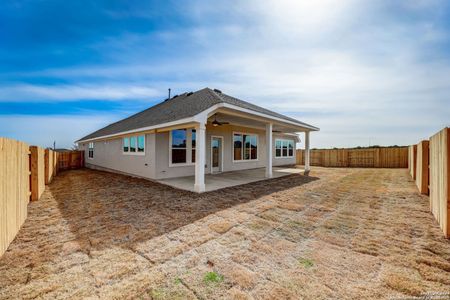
187, 92, 193, 96
213, 88, 222, 93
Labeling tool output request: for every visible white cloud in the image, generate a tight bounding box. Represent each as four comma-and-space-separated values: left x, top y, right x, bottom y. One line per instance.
0, 84, 163, 102
3, 0, 450, 148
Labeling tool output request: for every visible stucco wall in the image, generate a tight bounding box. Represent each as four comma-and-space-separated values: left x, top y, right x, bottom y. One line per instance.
80, 124, 297, 180
154, 124, 296, 179
80, 133, 156, 179
154, 131, 198, 179
272, 133, 297, 167
205, 124, 267, 173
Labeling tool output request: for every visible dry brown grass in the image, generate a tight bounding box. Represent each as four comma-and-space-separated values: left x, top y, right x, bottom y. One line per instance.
277, 201, 305, 211
222, 264, 256, 290
1, 167, 449, 299
227, 287, 251, 300
208, 220, 234, 234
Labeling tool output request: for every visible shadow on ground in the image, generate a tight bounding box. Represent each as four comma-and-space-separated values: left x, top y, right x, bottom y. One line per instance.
5, 168, 318, 267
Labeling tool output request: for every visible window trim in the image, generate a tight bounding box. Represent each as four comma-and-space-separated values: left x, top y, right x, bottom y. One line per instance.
122, 134, 146, 156
169, 128, 195, 167
275, 138, 295, 159
232, 131, 259, 163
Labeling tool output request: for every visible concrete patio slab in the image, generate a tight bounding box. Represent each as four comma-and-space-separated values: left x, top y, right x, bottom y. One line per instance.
157, 167, 305, 192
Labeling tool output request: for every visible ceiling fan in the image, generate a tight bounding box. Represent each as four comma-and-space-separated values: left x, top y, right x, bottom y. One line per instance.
211, 114, 230, 127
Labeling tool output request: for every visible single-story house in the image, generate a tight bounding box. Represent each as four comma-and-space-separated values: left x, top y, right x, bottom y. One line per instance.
76, 88, 319, 192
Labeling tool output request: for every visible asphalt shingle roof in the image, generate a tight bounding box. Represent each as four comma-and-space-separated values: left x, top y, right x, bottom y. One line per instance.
77, 88, 316, 141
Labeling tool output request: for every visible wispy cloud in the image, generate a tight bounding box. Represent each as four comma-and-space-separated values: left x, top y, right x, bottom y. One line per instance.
0, 114, 119, 148
1, 0, 449, 147
0, 84, 163, 102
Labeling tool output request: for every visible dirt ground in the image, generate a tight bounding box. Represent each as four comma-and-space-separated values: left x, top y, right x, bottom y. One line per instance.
1, 167, 449, 299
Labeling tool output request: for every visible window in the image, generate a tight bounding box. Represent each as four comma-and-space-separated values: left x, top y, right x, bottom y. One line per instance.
88, 142, 94, 159
130, 136, 136, 152
123, 137, 129, 152
171, 129, 187, 164
288, 140, 294, 157
233, 134, 243, 160
123, 135, 145, 155
170, 128, 196, 165
275, 139, 295, 158
275, 140, 282, 157
137, 135, 145, 152
233, 133, 257, 161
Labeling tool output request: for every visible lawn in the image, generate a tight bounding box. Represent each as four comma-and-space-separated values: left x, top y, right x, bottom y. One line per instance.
0, 167, 449, 299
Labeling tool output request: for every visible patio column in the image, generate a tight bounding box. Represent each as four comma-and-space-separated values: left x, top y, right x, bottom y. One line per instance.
265, 123, 273, 178
305, 131, 310, 174
194, 122, 206, 193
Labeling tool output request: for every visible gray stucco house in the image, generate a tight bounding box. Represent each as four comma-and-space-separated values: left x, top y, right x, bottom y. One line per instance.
77, 88, 318, 192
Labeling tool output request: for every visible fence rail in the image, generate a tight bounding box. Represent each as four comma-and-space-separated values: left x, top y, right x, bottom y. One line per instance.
1, 139, 84, 256
296, 147, 408, 168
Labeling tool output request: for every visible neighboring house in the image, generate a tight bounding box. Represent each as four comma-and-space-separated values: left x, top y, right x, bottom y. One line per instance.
76, 88, 318, 192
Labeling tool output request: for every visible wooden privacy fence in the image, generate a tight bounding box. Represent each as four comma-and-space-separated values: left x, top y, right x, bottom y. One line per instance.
45, 149, 58, 184
296, 147, 408, 168
429, 128, 449, 238
409, 127, 450, 238
1, 138, 84, 256
0, 138, 29, 257
57, 151, 84, 171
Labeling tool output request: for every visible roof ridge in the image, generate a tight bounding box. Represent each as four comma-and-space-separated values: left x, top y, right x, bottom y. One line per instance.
76, 87, 318, 142
208, 87, 225, 102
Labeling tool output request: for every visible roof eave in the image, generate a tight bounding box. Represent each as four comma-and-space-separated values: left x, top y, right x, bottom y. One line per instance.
76, 102, 319, 143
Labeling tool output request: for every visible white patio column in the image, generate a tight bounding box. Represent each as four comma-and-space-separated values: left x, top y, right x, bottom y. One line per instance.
305, 131, 310, 174
265, 123, 273, 178
194, 122, 206, 193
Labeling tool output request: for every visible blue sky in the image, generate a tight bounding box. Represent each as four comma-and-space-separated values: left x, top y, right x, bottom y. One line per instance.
1, 0, 449, 149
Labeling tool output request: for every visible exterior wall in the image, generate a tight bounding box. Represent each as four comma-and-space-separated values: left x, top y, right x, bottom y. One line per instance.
80, 124, 297, 180
154, 124, 296, 179
206, 124, 266, 174
80, 133, 156, 179
154, 131, 197, 179
272, 133, 297, 167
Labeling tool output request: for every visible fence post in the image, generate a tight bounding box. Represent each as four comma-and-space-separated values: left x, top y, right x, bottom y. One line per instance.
44, 149, 49, 184
416, 141, 429, 194
30, 146, 38, 201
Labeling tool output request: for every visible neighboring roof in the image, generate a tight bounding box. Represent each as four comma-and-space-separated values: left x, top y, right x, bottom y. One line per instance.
77, 88, 318, 142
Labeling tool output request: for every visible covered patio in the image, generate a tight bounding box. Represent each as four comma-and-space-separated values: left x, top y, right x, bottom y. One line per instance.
188, 104, 315, 193
157, 166, 305, 192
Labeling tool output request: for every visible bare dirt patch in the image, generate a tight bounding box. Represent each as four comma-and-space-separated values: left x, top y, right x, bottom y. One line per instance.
1, 167, 449, 299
